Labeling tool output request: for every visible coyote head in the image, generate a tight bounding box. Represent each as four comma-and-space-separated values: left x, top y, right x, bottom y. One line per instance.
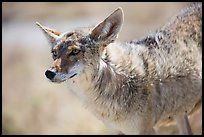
37, 8, 123, 83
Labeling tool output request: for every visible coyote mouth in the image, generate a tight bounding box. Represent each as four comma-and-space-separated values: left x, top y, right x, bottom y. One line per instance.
50, 79, 66, 83
50, 73, 78, 83
69, 73, 77, 79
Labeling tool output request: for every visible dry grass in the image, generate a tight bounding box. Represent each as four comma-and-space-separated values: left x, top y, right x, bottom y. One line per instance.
2, 2, 201, 135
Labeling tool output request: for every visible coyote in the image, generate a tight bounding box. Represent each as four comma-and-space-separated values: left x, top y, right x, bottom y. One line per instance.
37, 3, 202, 135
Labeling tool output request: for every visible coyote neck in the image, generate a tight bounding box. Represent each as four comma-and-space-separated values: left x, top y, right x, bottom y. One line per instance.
72, 46, 149, 121
93, 57, 123, 99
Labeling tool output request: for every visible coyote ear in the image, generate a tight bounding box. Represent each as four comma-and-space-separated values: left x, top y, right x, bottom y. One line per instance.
36, 22, 61, 47
90, 7, 123, 45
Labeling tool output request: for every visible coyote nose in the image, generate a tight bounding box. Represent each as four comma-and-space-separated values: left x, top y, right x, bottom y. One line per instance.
45, 70, 56, 80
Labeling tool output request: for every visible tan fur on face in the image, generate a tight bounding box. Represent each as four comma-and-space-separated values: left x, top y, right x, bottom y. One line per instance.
68, 45, 81, 54
52, 58, 62, 72
53, 52, 83, 74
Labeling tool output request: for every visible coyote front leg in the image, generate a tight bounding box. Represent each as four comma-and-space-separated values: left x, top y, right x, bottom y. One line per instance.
175, 113, 193, 135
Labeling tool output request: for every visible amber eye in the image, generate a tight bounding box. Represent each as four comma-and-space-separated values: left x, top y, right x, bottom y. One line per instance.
70, 49, 80, 56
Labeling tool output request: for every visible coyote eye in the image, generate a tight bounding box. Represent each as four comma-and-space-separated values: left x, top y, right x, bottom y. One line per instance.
51, 50, 58, 59
70, 49, 81, 56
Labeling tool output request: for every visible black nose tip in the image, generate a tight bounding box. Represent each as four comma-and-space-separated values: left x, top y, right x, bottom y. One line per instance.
45, 70, 56, 80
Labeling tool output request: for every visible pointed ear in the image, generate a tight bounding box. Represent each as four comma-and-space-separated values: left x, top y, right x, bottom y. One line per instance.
90, 7, 124, 44
36, 22, 61, 47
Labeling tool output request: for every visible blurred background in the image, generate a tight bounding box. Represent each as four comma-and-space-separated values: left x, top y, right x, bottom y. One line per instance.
2, 2, 202, 135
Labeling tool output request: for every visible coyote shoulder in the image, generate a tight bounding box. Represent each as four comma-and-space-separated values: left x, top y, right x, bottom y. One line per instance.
37, 2, 202, 135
